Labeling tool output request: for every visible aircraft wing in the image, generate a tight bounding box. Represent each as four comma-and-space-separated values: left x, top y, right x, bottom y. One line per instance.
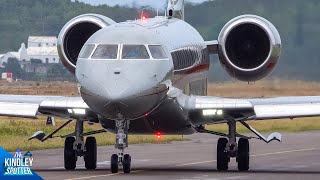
0, 94, 93, 120
179, 95, 320, 123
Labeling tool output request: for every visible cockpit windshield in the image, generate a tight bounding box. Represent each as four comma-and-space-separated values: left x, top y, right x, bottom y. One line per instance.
122, 45, 150, 59
85, 44, 167, 60
148, 45, 168, 59
79, 44, 95, 58
92, 44, 118, 59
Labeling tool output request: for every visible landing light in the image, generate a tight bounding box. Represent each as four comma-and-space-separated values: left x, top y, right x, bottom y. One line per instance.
68, 108, 86, 115
202, 109, 223, 116
73, 108, 86, 115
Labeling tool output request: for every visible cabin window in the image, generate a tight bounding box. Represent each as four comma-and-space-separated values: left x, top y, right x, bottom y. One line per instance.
92, 45, 118, 59
148, 45, 167, 59
79, 44, 95, 58
122, 45, 150, 59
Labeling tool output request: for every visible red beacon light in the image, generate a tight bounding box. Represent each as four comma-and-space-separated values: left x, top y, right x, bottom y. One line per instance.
156, 132, 162, 141
142, 16, 147, 20
140, 9, 148, 21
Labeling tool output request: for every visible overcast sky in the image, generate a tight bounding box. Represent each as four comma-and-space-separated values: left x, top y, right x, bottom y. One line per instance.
77, 0, 211, 9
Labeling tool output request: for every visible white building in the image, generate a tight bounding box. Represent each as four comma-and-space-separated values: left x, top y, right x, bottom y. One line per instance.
27, 36, 59, 64
0, 43, 30, 67
28, 36, 57, 48
0, 36, 59, 66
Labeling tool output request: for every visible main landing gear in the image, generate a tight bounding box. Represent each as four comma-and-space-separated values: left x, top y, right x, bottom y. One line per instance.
216, 120, 249, 171
196, 119, 281, 171
29, 119, 108, 171
110, 116, 131, 173
216, 137, 249, 171
64, 120, 97, 170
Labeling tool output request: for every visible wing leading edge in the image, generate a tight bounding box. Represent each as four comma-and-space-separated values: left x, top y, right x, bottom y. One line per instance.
0, 95, 94, 120
2, 93, 320, 123
179, 95, 320, 124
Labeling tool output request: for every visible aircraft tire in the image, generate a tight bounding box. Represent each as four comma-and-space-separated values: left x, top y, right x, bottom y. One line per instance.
237, 138, 249, 171
64, 137, 77, 170
123, 154, 131, 173
111, 154, 119, 173
84, 137, 97, 170
217, 138, 229, 171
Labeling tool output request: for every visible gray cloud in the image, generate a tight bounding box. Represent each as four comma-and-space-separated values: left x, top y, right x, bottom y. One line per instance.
76, 0, 211, 9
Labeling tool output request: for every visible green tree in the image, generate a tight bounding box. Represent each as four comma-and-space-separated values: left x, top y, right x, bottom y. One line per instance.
0, 0, 320, 81
2, 58, 25, 79
46, 64, 74, 81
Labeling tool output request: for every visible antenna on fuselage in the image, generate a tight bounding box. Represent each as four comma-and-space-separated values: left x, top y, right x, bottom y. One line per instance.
167, 0, 185, 20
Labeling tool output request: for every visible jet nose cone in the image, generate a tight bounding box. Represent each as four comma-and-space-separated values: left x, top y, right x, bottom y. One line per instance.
104, 71, 132, 101
77, 59, 172, 119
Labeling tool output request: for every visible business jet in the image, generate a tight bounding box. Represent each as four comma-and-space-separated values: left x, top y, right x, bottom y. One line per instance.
2, 0, 320, 174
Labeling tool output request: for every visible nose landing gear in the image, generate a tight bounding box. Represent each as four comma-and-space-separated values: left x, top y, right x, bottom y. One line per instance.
110, 115, 132, 173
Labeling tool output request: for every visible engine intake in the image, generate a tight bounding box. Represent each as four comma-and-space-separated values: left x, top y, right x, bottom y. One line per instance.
218, 15, 281, 82
57, 14, 115, 74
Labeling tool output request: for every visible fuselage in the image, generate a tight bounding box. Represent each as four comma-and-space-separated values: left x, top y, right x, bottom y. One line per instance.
76, 16, 209, 125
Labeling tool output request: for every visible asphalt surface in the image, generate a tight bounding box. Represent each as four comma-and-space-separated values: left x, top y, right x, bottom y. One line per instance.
30, 131, 320, 180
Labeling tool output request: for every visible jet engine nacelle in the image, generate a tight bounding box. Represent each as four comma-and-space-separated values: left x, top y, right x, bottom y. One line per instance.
57, 14, 115, 74
218, 15, 281, 82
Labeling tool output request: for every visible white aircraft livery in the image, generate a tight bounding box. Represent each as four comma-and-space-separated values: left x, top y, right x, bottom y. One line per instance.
2, 0, 320, 174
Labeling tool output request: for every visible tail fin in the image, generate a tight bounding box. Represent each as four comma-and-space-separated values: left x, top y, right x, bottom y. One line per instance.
167, 0, 185, 20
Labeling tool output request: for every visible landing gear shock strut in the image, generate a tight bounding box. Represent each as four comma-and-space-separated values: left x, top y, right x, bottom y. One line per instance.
111, 114, 131, 173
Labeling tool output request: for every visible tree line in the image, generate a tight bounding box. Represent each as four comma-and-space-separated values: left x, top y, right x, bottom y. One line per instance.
0, 0, 319, 81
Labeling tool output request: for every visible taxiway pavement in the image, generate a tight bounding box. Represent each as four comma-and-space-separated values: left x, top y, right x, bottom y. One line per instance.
31, 131, 320, 180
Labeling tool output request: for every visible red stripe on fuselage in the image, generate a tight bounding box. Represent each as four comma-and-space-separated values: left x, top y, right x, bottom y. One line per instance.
185, 64, 210, 74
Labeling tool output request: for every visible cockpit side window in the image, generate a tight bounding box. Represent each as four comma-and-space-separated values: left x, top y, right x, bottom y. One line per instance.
79, 44, 95, 58
148, 45, 168, 59
122, 45, 150, 59
92, 45, 118, 59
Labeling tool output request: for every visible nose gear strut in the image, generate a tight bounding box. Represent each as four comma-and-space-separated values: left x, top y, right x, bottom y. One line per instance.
111, 114, 132, 173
